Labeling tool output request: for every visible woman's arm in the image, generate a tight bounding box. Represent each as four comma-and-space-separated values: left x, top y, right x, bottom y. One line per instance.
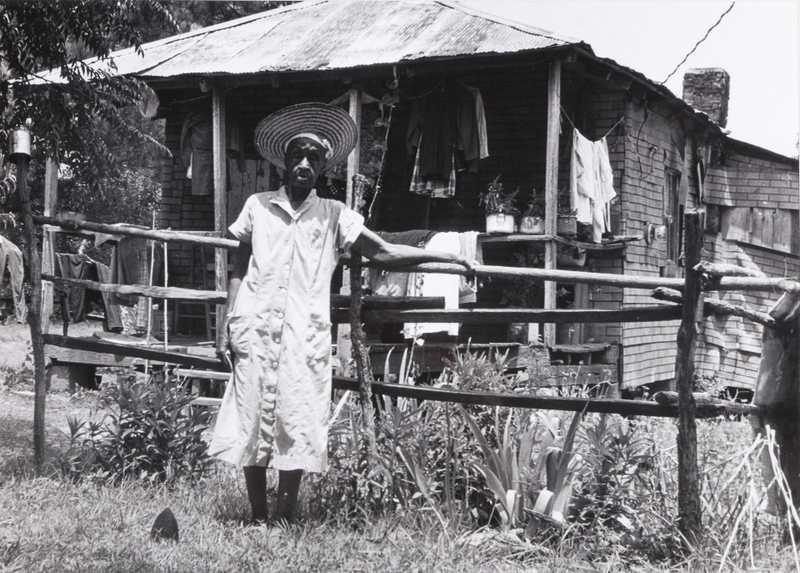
351, 228, 475, 270
217, 240, 251, 367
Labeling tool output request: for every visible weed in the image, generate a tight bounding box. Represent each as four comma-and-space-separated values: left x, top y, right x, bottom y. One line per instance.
59, 374, 212, 485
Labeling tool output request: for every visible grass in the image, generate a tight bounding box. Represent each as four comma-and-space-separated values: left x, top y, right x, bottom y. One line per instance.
1, 322, 799, 572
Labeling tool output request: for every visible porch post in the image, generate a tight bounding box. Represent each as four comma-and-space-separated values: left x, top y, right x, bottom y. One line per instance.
543, 57, 562, 346
212, 85, 228, 348
336, 87, 362, 376
41, 156, 58, 333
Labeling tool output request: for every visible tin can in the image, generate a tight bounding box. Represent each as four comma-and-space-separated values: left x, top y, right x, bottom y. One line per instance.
7, 128, 31, 163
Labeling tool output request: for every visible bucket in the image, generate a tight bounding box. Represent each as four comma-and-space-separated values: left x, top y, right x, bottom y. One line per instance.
486, 213, 514, 234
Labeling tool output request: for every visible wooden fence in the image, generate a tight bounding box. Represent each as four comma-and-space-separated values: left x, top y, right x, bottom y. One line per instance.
25, 211, 800, 545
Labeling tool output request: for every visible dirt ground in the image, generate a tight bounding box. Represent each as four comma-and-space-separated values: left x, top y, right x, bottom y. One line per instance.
0, 321, 111, 472
0, 387, 109, 471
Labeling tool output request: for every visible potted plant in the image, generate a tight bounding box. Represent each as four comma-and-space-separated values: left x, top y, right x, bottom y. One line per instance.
480, 175, 519, 234
556, 187, 577, 236
520, 190, 545, 234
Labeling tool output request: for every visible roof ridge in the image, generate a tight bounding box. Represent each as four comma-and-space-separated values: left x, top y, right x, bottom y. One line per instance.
437, 0, 578, 44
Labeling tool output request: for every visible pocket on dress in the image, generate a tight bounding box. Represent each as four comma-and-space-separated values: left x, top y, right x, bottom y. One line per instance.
306, 319, 332, 374
227, 314, 252, 358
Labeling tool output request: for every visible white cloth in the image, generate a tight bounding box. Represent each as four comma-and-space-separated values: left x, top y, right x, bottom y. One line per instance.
403, 232, 462, 339
209, 188, 364, 472
458, 231, 480, 305
569, 129, 616, 243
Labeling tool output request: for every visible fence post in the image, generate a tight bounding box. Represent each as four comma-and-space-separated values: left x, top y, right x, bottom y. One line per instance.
675, 210, 703, 544
14, 150, 47, 470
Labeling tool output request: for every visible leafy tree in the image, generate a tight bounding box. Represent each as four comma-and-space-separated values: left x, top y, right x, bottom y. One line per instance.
0, 0, 176, 472
0, 1, 175, 193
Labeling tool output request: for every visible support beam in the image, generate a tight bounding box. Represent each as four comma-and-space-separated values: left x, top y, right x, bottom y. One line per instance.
543, 57, 561, 346
345, 87, 362, 210
212, 85, 228, 349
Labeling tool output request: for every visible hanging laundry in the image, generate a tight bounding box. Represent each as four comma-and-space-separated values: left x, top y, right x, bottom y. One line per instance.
458, 231, 481, 305
55, 253, 91, 322
0, 236, 26, 323
180, 108, 243, 196
110, 237, 148, 307
406, 81, 489, 196
368, 230, 439, 296
456, 84, 489, 172
570, 129, 617, 243
409, 137, 456, 198
403, 232, 462, 340
95, 262, 123, 332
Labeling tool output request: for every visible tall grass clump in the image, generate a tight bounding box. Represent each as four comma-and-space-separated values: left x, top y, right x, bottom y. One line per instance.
307, 344, 798, 571
59, 372, 212, 486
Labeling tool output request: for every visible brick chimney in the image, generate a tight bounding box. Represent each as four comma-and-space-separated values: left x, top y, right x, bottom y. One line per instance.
682, 68, 730, 128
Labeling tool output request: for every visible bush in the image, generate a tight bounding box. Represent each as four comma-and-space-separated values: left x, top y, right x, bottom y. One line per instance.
61, 373, 212, 485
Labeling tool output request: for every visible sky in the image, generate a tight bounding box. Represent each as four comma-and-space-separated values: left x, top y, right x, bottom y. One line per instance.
459, 1, 799, 158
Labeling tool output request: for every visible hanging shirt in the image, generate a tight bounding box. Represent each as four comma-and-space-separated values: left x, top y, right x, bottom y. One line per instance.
209, 187, 364, 472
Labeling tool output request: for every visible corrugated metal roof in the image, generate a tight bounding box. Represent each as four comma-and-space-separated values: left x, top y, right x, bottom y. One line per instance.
64, 0, 579, 80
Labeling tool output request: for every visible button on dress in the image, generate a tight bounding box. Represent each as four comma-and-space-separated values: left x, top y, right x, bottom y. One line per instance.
208, 188, 363, 472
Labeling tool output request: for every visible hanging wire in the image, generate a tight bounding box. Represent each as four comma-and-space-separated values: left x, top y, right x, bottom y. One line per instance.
559, 105, 576, 131
399, 77, 444, 100
365, 101, 395, 225
660, 2, 735, 85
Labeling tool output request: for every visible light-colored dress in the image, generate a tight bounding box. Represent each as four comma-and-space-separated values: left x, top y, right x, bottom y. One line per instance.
208, 187, 364, 472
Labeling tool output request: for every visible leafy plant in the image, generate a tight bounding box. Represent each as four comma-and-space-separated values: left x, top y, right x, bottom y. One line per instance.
479, 175, 519, 215
522, 190, 545, 218
60, 374, 212, 485
440, 342, 520, 394
499, 246, 544, 309
571, 415, 656, 532
458, 405, 524, 530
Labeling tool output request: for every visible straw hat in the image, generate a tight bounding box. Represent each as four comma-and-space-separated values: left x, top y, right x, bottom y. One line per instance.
254, 102, 357, 170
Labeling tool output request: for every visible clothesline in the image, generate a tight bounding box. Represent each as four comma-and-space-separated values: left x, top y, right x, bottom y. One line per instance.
559, 107, 625, 140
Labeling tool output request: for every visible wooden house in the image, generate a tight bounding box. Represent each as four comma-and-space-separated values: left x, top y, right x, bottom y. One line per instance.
68, 0, 797, 394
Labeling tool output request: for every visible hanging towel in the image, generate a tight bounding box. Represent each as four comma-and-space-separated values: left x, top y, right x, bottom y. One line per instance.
570, 129, 617, 243
403, 232, 462, 339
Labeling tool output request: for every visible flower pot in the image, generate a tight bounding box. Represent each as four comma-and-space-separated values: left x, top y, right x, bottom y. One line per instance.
557, 214, 577, 236
557, 247, 587, 267
520, 215, 544, 234
486, 213, 515, 234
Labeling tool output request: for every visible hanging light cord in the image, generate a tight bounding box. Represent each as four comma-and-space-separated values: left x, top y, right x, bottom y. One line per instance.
660, 2, 735, 85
